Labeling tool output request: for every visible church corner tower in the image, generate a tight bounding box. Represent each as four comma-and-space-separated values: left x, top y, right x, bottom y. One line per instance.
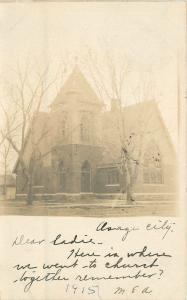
48, 66, 104, 194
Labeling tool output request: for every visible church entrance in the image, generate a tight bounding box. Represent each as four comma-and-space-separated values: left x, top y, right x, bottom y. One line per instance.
81, 161, 91, 192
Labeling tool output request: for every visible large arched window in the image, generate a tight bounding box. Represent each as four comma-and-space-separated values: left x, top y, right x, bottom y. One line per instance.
80, 114, 91, 143
143, 142, 163, 184
81, 161, 91, 192
58, 161, 66, 192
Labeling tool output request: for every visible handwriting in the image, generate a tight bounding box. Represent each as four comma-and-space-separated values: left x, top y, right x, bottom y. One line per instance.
67, 248, 100, 259
96, 221, 139, 241
105, 257, 159, 269
146, 220, 175, 239
65, 283, 100, 296
75, 270, 157, 282
13, 269, 69, 293
114, 285, 152, 295
11, 219, 175, 296
127, 246, 172, 258
43, 260, 78, 269
12, 235, 45, 247
13, 264, 37, 270
51, 234, 101, 246
82, 258, 97, 268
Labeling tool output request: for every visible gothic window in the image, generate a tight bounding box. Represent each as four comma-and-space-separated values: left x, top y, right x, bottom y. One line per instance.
80, 114, 91, 143
58, 161, 66, 192
106, 168, 119, 185
143, 142, 163, 184
60, 113, 68, 141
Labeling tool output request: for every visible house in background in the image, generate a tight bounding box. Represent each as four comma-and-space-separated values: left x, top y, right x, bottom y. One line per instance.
13, 67, 177, 201
0, 174, 16, 200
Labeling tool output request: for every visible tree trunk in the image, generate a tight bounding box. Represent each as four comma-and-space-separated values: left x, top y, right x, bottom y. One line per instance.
4, 162, 7, 199
27, 174, 33, 205
126, 180, 134, 203
126, 160, 135, 204
120, 163, 127, 201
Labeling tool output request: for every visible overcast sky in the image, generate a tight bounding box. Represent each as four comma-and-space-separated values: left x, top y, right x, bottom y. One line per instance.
0, 2, 186, 156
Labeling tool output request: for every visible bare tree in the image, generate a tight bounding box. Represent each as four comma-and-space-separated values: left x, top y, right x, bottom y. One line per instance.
0, 140, 11, 198
85, 48, 159, 203
0, 61, 60, 205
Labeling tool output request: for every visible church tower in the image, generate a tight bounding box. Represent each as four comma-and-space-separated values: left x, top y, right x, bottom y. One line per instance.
49, 66, 103, 194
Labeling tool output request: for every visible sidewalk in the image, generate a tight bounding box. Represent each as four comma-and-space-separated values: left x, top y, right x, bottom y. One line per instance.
0, 196, 176, 217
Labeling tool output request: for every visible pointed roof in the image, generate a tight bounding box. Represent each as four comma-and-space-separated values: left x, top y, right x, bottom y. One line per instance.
51, 66, 102, 108
103, 100, 176, 157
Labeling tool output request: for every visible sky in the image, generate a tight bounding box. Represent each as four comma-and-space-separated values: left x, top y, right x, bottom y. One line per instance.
0, 2, 186, 170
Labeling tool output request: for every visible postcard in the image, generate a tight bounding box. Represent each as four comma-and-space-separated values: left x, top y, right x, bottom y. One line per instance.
0, 2, 186, 300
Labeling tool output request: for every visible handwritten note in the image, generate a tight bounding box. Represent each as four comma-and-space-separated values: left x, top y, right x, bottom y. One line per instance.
0, 217, 186, 300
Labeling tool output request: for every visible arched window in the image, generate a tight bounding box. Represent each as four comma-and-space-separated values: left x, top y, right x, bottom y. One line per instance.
80, 114, 91, 143
59, 113, 68, 141
58, 161, 66, 192
143, 142, 163, 184
81, 161, 91, 192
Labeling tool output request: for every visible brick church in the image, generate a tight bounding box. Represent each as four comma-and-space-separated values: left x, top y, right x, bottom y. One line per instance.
14, 67, 177, 199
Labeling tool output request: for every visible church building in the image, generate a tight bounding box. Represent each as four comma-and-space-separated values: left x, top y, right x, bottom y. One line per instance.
14, 67, 177, 200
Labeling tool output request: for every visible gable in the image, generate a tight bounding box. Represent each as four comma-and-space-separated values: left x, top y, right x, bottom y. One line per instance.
51, 66, 103, 109
101, 101, 176, 165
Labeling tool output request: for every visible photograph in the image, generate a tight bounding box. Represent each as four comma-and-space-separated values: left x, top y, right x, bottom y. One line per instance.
0, 2, 184, 217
